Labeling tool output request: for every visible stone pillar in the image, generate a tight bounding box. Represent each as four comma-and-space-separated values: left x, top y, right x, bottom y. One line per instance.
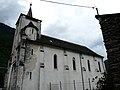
95, 13, 120, 90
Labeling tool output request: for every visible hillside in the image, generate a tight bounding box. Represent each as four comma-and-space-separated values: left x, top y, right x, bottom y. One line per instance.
0, 23, 15, 67
0, 23, 15, 88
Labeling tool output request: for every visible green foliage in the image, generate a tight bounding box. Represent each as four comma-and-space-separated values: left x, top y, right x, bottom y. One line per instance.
0, 23, 15, 67
96, 60, 114, 90
96, 72, 114, 90
0, 73, 5, 88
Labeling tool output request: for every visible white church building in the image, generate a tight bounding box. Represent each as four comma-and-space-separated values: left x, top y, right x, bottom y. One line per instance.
5, 5, 106, 90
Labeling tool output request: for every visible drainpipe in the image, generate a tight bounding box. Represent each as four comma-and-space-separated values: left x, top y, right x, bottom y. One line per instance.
79, 54, 85, 90
88, 78, 91, 90
38, 62, 41, 90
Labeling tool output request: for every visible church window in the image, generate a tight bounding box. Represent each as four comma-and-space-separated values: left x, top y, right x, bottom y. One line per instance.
54, 54, 57, 69
73, 57, 76, 70
98, 62, 101, 72
87, 60, 91, 71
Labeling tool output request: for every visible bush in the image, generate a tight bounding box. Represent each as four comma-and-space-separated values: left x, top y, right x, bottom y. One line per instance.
96, 72, 114, 90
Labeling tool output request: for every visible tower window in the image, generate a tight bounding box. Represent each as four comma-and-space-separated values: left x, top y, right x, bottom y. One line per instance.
54, 54, 57, 69
73, 57, 76, 70
32, 28, 34, 34
87, 60, 91, 71
98, 62, 101, 72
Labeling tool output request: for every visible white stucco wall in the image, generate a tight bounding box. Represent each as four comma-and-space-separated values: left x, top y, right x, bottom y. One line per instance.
81, 54, 104, 90
21, 44, 105, 90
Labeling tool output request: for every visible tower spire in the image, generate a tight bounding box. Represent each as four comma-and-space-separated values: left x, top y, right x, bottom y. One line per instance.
27, 3, 33, 17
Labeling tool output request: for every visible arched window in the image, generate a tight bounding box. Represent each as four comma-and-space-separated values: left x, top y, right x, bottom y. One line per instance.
73, 57, 76, 70
54, 54, 57, 69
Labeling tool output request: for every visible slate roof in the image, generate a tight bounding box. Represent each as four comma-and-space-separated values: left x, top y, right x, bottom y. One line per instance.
27, 35, 103, 58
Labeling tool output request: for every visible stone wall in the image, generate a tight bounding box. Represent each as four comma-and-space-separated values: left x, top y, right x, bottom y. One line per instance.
96, 13, 120, 90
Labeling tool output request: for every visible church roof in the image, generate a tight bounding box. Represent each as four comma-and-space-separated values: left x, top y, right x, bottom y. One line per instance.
27, 35, 103, 58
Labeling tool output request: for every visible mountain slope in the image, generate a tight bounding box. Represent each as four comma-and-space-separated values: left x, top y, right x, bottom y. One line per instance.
0, 23, 15, 67
0, 23, 15, 88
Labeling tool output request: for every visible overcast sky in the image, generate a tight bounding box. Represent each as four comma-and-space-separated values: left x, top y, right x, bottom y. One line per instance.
1, 0, 120, 60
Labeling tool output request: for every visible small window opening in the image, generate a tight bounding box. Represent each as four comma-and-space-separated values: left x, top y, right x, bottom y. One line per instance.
98, 62, 101, 72
64, 50, 67, 56
31, 49, 33, 55
32, 28, 34, 34
87, 60, 91, 71
30, 72, 32, 80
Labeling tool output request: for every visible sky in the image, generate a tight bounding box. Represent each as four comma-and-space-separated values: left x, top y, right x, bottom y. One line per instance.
1, 0, 120, 60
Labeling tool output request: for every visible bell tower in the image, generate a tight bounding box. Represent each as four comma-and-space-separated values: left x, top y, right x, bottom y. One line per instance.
15, 3, 42, 42
5, 4, 42, 90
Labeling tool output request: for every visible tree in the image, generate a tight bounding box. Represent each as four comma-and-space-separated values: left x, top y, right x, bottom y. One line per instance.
96, 72, 114, 90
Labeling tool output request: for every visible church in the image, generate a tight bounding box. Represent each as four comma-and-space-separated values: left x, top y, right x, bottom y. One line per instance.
5, 5, 106, 90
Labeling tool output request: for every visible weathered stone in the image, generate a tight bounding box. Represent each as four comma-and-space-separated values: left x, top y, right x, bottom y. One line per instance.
96, 13, 120, 89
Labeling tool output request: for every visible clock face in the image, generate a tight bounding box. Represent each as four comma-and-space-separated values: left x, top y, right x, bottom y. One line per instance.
25, 27, 37, 40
